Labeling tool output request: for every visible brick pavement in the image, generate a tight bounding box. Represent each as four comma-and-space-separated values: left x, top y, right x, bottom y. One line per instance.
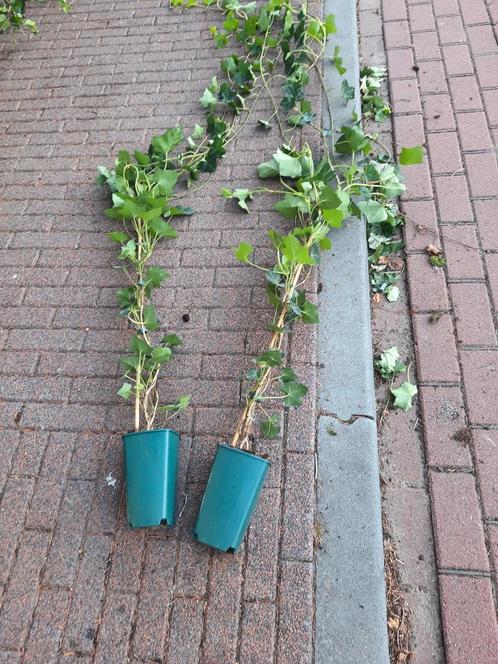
362, 0, 498, 662
0, 1, 319, 662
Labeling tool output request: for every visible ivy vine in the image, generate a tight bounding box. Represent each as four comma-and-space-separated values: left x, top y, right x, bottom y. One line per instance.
99, 0, 422, 439
0, 0, 70, 34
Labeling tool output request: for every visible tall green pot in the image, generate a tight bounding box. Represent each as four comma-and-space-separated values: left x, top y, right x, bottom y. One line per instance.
122, 428, 179, 529
193, 444, 270, 552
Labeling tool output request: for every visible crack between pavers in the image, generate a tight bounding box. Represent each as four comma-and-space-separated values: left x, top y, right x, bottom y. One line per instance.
318, 411, 375, 425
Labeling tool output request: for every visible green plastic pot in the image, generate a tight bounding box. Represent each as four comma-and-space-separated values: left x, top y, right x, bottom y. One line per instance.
122, 428, 179, 529
193, 443, 271, 552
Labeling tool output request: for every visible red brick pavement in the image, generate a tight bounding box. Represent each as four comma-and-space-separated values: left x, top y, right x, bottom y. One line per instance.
0, 1, 320, 662
374, 0, 498, 661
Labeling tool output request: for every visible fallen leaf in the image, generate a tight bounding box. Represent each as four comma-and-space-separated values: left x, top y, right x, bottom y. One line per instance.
372, 292, 382, 304
426, 244, 441, 255
388, 616, 400, 630
377, 255, 389, 265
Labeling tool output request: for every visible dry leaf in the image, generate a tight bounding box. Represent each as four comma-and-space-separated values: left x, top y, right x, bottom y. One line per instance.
377, 255, 389, 265
372, 292, 382, 304
389, 257, 404, 270
388, 616, 400, 630
426, 244, 441, 255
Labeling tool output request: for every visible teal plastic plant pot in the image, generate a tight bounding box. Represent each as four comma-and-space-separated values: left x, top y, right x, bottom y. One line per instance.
122, 428, 180, 529
193, 444, 271, 553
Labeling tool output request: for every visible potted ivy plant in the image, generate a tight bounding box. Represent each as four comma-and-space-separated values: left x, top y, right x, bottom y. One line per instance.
194, 145, 334, 552
98, 128, 191, 529
194, 127, 411, 551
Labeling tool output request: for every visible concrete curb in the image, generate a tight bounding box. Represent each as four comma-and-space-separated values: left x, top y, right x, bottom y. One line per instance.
314, 1, 390, 662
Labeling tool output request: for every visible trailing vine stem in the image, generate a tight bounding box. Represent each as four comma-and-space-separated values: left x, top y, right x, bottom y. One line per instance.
197, 0, 424, 447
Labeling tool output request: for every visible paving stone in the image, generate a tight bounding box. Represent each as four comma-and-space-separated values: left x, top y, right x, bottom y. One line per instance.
419, 386, 472, 468
23, 588, 71, 664
239, 601, 276, 664
430, 471, 489, 571
0, 478, 34, 586
277, 561, 314, 664
131, 537, 176, 662
62, 534, 113, 655
450, 282, 497, 346
460, 350, 498, 425
406, 253, 449, 312
93, 593, 137, 664
0, 530, 50, 651
439, 575, 498, 664
166, 598, 204, 664
412, 314, 460, 383
443, 224, 484, 280
474, 429, 498, 519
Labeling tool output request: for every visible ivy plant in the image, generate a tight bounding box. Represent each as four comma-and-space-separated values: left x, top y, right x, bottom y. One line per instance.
0, 0, 70, 34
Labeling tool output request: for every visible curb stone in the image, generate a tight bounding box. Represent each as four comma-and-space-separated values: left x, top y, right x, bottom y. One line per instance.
315, 0, 390, 662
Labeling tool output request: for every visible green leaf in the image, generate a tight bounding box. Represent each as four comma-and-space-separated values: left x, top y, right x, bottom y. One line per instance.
357, 200, 388, 225
107, 231, 129, 244
282, 235, 315, 265
143, 304, 160, 331
146, 266, 169, 288
231, 188, 253, 212
274, 194, 309, 219
272, 149, 303, 178
117, 382, 132, 399
234, 242, 254, 262
319, 237, 332, 251
280, 367, 297, 383
386, 285, 400, 302
149, 218, 178, 238
257, 350, 283, 367
192, 123, 205, 139
399, 146, 424, 166
150, 168, 178, 196
260, 415, 280, 439
322, 208, 344, 228
162, 333, 182, 347
150, 127, 183, 157
341, 79, 355, 101
157, 394, 191, 413
324, 14, 336, 34
119, 239, 137, 262
257, 158, 279, 178
151, 347, 172, 364
200, 87, 217, 109
375, 346, 406, 380
281, 380, 308, 407
391, 381, 418, 412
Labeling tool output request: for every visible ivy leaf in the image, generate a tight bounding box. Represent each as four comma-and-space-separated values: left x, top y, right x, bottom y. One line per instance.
260, 415, 280, 438
324, 14, 336, 34
192, 123, 205, 139
257, 158, 279, 178
280, 367, 297, 383
357, 200, 388, 225
150, 127, 183, 157
157, 394, 191, 413
232, 188, 253, 212
146, 266, 169, 288
375, 346, 406, 380
322, 208, 344, 228
119, 239, 137, 262
150, 168, 178, 197
258, 119, 272, 130
143, 304, 160, 331
272, 149, 302, 178
257, 350, 283, 367
399, 146, 424, 165
234, 242, 254, 262
281, 380, 308, 407
117, 382, 132, 399
319, 237, 332, 250
149, 218, 178, 238
274, 194, 309, 219
107, 231, 129, 244
151, 347, 172, 364
162, 333, 182, 347
200, 87, 217, 109
341, 79, 355, 101
391, 381, 418, 412
386, 285, 400, 302
282, 235, 315, 265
